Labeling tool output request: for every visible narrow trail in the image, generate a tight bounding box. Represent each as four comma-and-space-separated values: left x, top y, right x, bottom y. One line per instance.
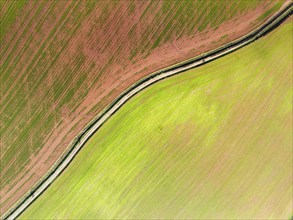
2, 3, 292, 220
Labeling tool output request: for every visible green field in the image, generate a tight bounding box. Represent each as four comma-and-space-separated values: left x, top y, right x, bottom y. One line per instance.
21, 21, 292, 219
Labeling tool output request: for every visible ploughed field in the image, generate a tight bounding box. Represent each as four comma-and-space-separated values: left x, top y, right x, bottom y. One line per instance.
21, 21, 292, 219
0, 0, 287, 214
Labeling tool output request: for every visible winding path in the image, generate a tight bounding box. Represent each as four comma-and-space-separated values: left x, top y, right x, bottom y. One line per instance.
2, 3, 292, 219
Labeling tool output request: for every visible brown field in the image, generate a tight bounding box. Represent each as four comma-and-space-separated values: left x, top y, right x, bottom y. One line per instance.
0, 0, 288, 214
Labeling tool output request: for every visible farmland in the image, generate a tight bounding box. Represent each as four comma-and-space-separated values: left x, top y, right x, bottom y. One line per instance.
1, 0, 287, 214
20, 20, 292, 219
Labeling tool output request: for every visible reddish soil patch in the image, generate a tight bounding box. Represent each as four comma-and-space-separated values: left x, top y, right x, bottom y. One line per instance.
0, 0, 289, 215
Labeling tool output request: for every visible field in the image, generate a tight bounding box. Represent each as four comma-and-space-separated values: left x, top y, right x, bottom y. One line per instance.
20, 20, 292, 219
1, 0, 287, 214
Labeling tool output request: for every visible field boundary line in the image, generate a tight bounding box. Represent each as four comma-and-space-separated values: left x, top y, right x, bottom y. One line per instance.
2, 3, 292, 219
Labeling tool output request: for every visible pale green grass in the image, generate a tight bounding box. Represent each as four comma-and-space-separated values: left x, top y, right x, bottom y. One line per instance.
21, 22, 292, 219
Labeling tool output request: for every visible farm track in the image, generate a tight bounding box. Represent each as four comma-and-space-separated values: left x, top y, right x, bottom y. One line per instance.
2, 3, 292, 220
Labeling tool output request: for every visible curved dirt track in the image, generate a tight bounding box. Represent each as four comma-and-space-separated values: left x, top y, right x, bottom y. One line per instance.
3, 3, 292, 220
